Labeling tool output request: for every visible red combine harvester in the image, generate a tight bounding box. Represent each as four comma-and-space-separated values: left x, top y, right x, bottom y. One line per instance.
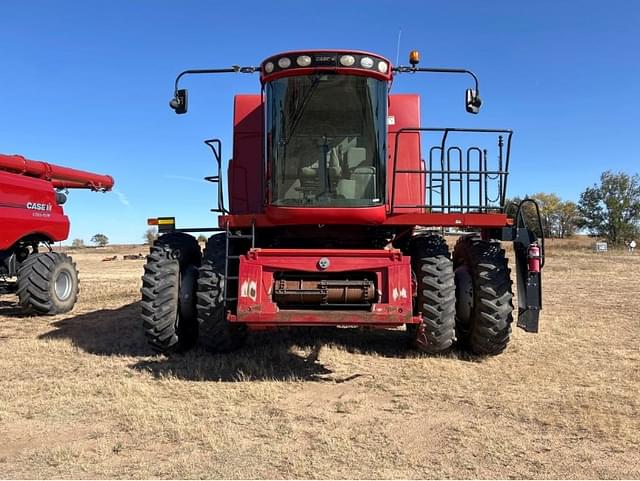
143, 49, 543, 356
0, 153, 113, 314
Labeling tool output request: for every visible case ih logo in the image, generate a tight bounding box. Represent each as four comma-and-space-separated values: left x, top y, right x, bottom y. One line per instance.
26, 202, 52, 212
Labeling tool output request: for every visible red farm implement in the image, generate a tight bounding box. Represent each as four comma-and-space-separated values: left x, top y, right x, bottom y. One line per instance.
0, 153, 113, 314
142, 49, 544, 356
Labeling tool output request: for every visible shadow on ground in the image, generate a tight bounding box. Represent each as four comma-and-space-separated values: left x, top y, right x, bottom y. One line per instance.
40, 301, 474, 381
0, 299, 24, 317
40, 302, 148, 356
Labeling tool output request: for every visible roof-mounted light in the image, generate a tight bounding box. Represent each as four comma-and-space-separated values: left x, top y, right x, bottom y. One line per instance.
277, 57, 291, 69
296, 55, 312, 67
260, 51, 393, 79
409, 50, 420, 66
360, 57, 374, 68
339, 55, 355, 67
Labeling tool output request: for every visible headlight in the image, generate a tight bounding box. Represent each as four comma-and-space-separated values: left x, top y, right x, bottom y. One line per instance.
277, 57, 291, 68
360, 57, 374, 68
377, 61, 388, 73
340, 55, 356, 67
264, 62, 274, 73
296, 55, 312, 67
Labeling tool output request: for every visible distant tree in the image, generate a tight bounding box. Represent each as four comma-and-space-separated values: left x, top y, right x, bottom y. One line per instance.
531, 192, 561, 238
197, 234, 207, 243
507, 194, 580, 239
91, 233, 109, 247
71, 238, 85, 248
144, 227, 158, 245
505, 196, 543, 237
577, 171, 640, 245
557, 201, 579, 238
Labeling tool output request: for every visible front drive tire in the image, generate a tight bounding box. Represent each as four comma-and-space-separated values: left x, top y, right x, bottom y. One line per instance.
453, 236, 514, 356
17, 252, 79, 315
140, 233, 201, 353
196, 234, 247, 353
408, 235, 457, 354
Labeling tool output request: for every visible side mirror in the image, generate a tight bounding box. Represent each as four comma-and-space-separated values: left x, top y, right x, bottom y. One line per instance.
169, 89, 188, 114
465, 88, 482, 114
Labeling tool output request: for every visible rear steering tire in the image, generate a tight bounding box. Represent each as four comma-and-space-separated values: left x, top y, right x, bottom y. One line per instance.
17, 252, 79, 315
453, 235, 514, 356
140, 233, 201, 353
408, 234, 457, 354
196, 234, 247, 352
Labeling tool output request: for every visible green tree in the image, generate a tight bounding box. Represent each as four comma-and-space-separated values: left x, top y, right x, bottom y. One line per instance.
71, 238, 85, 248
577, 171, 640, 245
557, 201, 579, 238
143, 227, 158, 245
505, 196, 543, 237
197, 234, 207, 243
91, 233, 109, 247
507, 194, 580, 239
531, 192, 561, 238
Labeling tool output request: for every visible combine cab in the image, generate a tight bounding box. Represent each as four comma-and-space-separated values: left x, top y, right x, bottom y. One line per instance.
142, 49, 543, 356
0, 153, 113, 314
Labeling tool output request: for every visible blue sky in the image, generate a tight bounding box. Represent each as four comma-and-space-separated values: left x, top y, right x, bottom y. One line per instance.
2, 1, 639, 244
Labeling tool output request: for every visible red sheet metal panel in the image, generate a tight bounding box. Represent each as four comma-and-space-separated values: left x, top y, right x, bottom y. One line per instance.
388, 94, 424, 213
230, 95, 264, 215
263, 205, 387, 226
219, 211, 510, 229
0, 171, 69, 250
383, 212, 510, 228
232, 248, 417, 326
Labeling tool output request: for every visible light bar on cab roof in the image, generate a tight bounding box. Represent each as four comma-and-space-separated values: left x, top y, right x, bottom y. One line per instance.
261, 51, 391, 79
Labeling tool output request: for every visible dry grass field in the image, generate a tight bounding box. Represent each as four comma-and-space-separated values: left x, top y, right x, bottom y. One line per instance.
1, 239, 639, 479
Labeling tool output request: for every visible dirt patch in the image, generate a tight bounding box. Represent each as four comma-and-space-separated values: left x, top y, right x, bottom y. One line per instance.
0, 243, 639, 478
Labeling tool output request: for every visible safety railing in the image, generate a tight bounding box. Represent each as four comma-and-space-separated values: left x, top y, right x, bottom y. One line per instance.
204, 138, 229, 214
390, 128, 513, 214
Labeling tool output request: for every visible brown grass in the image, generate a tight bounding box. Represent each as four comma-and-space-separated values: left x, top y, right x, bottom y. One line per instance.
1, 240, 639, 479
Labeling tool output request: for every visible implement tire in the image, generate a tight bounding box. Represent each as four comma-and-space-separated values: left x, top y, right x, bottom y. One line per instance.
408, 234, 456, 354
17, 252, 79, 315
196, 234, 247, 353
453, 235, 514, 356
140, 233, 201, 353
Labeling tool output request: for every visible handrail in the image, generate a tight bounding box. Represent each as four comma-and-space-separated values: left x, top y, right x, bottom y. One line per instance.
204, 139, 229, 214
390, 128, 513, 215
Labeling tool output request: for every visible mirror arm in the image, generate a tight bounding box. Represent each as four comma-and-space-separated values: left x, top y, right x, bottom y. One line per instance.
173, 66, 260, 94
392, 66, 480, 94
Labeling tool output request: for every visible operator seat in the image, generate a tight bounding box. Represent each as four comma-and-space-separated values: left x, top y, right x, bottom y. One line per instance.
339, 147, 376, 200
299, 147, 342, 179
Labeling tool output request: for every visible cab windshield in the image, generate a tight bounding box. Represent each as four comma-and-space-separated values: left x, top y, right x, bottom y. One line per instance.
266, 74, 387, 207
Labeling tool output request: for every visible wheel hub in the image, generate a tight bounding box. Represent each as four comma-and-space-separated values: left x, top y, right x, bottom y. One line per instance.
54, 271, 73, 301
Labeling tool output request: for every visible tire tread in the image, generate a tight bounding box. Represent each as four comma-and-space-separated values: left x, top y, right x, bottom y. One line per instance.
410, 234, 457, 354
453, 236, 514, 356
